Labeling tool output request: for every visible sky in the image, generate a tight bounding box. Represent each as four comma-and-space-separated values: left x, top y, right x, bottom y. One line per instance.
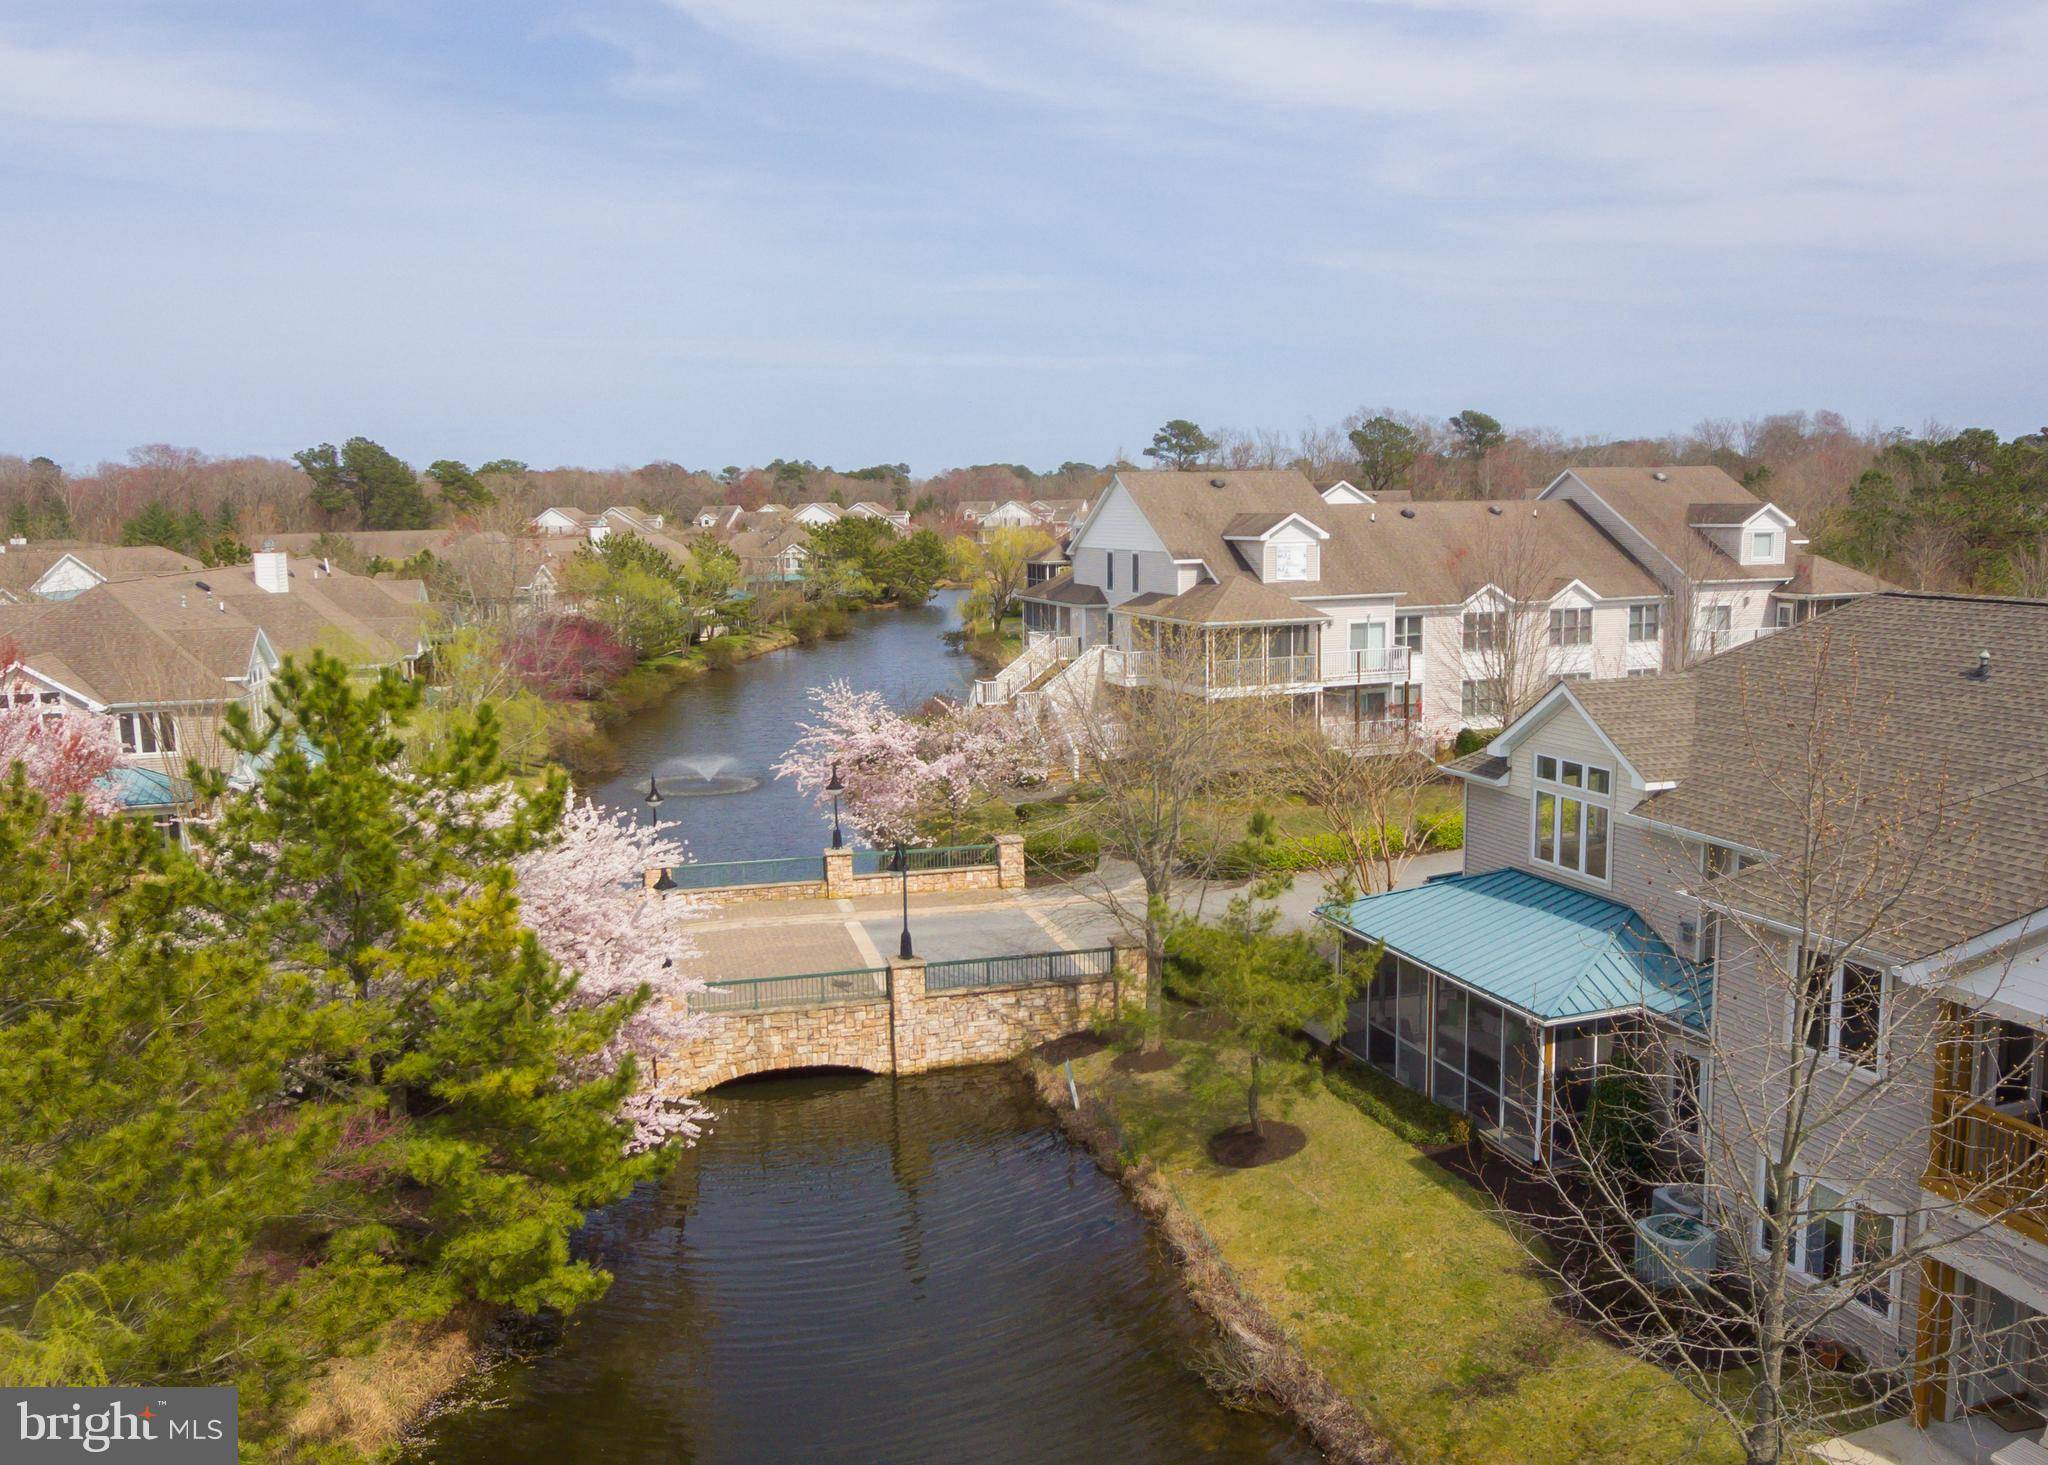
3, 1, 2044, 474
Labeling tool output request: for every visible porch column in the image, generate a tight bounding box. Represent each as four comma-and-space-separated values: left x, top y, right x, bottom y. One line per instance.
1913, 1259, 1957, 1427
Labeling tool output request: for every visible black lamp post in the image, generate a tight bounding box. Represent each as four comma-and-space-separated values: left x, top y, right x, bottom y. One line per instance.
895, 840, 914, 959
645, 775, 676, 890
826, 761, 844, 849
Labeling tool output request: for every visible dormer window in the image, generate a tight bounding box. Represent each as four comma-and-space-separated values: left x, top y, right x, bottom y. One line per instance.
1749, 529, 1780, 562
1271, 541, 1310, 581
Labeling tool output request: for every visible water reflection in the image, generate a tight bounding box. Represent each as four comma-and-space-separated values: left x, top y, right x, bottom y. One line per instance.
587, 592, 972, 861
401, 1069, 1313, 1465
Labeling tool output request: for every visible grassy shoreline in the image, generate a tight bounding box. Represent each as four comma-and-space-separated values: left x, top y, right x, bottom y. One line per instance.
546, 625, 800, 776
1034, 1043, 1740, 1465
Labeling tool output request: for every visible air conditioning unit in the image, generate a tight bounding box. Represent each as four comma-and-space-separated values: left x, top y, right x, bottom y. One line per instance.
1635, 1213, 1717, 1292
1678, 918, 1699, 950
1651, 1182, 1703, 1220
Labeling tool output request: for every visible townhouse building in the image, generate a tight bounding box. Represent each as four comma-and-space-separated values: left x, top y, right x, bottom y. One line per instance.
1324, 593, 2048, 1461
0, 549, 429, 834
0, 539, 204, 603
1008, 466, 1883, 743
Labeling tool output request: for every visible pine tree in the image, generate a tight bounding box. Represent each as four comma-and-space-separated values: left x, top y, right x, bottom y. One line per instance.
194, 655, 662, 1310
0, 777, 375, 1423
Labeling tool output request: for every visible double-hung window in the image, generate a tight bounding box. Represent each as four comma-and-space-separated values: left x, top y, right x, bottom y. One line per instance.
1462, 610, 1503, 652
1548, 608, 1591, 647
1461, 679, 1501, 722
1628, 604, 1661, 643
1800, 950, 1885, 1073
1394, 613, 1423, 652
117, 711, 176, 754
1532, 755, 1611, 881
1756, 1163, 1899, 1317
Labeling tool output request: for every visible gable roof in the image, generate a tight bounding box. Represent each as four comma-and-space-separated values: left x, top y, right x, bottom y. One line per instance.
1320, 868, 1708, 1027
1546, 593, 2048, 962
0, 588, 266, 706
1548, 467, 1790, 582
1094, 471, 1662, 605
0, 541, 205, 600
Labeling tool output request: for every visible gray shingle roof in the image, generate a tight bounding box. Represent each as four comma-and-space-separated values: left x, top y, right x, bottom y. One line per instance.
1559, 467, 1787, 582
1107, 470, 1661, 605
1569, 593, 2048, 961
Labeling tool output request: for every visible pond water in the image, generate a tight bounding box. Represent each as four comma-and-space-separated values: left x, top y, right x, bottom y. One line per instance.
582, 591, 974, 862
400, 1069, 1313, 1465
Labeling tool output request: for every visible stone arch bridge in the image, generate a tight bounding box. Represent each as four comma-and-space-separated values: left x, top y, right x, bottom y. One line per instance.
655, 945, 1147, 1096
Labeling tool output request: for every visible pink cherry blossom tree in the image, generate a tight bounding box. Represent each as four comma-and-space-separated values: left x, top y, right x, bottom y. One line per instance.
511, 795, 713, 1151
776, 680, 1050, 845
0, 682, 121, 815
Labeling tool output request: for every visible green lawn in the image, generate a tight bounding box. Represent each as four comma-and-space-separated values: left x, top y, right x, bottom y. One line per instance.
1066, 1051, 1742, 1465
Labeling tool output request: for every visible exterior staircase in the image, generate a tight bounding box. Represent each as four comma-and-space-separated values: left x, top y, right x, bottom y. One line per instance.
971, 634, 1076, 706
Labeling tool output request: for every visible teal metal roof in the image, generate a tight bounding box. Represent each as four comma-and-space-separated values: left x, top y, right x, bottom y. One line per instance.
1318, 867, 1709, 1029
99, 765, 193, 812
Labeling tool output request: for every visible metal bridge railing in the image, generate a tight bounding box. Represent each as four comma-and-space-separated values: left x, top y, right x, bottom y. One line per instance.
663, 855, 824, 891
923, 946, 1117, 993
688, 967, 891, 1013
850, 844, 997, 875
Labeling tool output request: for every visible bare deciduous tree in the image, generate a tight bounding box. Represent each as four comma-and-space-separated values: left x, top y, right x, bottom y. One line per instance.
1059, 621, 1281, 1039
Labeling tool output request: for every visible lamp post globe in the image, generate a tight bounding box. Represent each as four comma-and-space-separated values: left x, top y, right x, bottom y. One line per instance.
826, 761, 844, 850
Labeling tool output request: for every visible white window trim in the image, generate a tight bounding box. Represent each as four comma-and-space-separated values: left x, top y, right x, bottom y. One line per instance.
1787, 945, 1889, 1081
1529, 754, 1613, 887
1751, 1156, 1901, 1321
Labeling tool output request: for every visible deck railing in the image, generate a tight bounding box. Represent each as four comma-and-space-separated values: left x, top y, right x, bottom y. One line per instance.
688, 967, 891, 1013
664, 855, 823, 891
923, 946, 1117, 993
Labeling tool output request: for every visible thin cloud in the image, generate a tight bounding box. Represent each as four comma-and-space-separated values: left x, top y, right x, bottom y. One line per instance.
0, 35, 322, 131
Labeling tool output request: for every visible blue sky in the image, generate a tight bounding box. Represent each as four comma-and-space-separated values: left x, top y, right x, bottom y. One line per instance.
3, 1, 2043, 473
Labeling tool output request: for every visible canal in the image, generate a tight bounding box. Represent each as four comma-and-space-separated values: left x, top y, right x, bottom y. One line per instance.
582, 590, 976, 862
400, 1068, 1313, 1464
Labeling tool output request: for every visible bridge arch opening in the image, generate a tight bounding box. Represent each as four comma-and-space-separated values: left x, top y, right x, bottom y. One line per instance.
707, 1063, 880, 1091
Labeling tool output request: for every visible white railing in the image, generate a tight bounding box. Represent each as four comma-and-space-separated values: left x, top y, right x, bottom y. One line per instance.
1698, 624, 1780, 658
1101, 647, 1320, 692
1018, 643, 1107, 724
972, 635, 1075, 706
1321, 647, 1412, 684
1321, 716, 1430, 749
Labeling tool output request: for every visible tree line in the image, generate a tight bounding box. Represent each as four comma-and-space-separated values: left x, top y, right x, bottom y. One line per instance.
6, 408, 2043, 591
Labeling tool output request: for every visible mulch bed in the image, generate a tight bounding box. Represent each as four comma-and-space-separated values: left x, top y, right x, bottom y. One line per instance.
1111, 1045, 1179, 1074
1423, 1137, 1769, 1376
1032, 1032, 1109, 1064
1207, 1120, 1308, 1169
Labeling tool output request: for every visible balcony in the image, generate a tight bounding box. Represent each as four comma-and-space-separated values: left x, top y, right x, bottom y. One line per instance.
1322, 647, 1413, 685
1102, 647, 1321, 695
1926, 1005, 2048, 1246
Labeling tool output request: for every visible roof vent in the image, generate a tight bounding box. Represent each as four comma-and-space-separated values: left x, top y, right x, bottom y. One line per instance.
1368, 511, 1376, 523
1400, 507, 1416, 519
1208, 477, 1225, 488
194, 580, 211, 593
1968, 649, 1992, 681
1487, 504, 1503, 516
1653, 471, 1670, 481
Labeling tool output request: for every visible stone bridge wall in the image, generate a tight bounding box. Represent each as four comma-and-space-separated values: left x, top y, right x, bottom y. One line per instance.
655, 942, 1146, 1096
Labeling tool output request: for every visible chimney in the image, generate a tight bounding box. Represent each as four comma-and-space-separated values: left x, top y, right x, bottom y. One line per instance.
253, 549, 289, 593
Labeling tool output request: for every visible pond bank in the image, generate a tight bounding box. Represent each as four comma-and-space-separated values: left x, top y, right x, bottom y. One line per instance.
1042, 1044, 1740, 1464
547, 626, 800, 779
1026, 1055, 1392, 1464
